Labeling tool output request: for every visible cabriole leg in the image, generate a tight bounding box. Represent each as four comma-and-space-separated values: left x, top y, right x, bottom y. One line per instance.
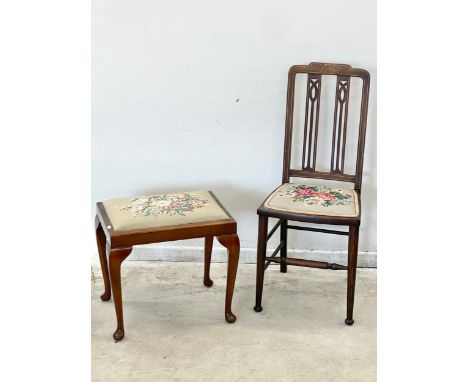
204, 236, 214, 287
217, 234, 240, 323
95, 216, 111, 301
108, 245, 132, 341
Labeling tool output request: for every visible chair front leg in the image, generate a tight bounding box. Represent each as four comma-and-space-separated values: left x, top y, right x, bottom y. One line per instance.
254, 215, 268, 312
204, 236, 214, 287
95, 216, 111, 301
217, 234, 240, 323
345, 225, 360, 325
108, 245, 132, 342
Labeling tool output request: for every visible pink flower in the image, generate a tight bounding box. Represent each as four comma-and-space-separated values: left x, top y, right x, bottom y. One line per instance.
296, 189, 337, 200
296, 189, 316, 196
314, 192, 336, 200
170, 204, 183, 209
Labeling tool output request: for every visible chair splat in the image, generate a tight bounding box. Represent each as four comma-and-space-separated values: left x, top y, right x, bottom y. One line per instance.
331, 75, 351, 174
302, 74, 322, 171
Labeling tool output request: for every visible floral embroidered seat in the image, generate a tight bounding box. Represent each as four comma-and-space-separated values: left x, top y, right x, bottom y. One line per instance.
261, 183, 359, 219
102, 191, 230, 231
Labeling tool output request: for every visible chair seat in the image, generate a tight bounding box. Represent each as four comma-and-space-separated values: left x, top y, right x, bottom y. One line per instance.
259, 183, 360, 220
102, 191, 230, 232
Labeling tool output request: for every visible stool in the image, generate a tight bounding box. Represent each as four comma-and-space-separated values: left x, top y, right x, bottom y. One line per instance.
95, 190, 240, 341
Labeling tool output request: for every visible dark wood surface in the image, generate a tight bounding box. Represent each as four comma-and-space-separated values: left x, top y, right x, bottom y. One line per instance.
255, 62, 371, 326
95, 191, 240, 341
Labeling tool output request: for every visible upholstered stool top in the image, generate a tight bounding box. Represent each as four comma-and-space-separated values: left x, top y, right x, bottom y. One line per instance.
102, 191, 230, 231
264, 183, 359, 218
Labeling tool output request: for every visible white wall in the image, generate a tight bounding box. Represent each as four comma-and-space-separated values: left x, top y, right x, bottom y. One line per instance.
92, 0, 376, 259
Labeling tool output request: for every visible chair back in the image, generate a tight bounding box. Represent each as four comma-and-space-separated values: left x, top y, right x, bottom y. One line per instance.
282, 62, 370, 191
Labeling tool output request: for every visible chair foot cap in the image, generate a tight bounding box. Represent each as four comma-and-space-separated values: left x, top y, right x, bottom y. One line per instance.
254, 306, 263, 312
203, 278, 213, 287
345, 318, 354, 326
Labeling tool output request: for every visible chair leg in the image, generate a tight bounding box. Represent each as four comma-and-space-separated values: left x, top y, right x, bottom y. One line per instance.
95, 216, 111, 301
108, 245, 132, 342
217, 234, 240, 323
204, 236, 214, 287
254, 215, 268, 312
345, 225, 359, 325
280, 219, 288, 273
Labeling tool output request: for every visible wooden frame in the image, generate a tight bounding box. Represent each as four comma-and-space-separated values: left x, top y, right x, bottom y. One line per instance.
254, 62, 371, 325
95, 191, 240, 341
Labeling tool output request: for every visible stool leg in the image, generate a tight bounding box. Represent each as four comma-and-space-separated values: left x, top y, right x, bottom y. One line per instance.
204, 236, 214, 287
345, 225, 359, 325
108, 245, 132, 342
217, 234, 240, 323
254, 215, 268, 312
280, 219, 288, 273
95, 216, 111, 301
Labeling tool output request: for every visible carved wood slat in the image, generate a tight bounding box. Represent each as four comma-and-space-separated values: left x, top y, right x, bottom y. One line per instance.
330, 75, 350, 174
289, 169, 355, 183
302, 74, 322, 171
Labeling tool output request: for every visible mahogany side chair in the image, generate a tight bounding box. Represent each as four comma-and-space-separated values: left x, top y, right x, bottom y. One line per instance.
254, 62, 371, 325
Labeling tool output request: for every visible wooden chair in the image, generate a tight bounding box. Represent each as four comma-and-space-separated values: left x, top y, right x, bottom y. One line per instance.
254, 62, 371, 325
95, 190, 240, 341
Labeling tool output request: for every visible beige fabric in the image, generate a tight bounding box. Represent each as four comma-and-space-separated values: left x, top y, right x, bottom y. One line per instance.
103, 191, 229, 231
264, 183, 359, 217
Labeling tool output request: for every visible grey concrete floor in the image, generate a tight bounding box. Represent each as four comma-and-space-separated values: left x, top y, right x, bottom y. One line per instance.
92, 261, 376, 382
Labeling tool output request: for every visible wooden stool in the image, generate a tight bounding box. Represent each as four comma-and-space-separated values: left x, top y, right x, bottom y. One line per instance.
95, 190, 240, 341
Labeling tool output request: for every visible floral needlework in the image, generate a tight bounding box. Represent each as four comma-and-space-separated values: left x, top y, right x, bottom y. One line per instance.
276, 185, 352, 207
120, 193, 209, 217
